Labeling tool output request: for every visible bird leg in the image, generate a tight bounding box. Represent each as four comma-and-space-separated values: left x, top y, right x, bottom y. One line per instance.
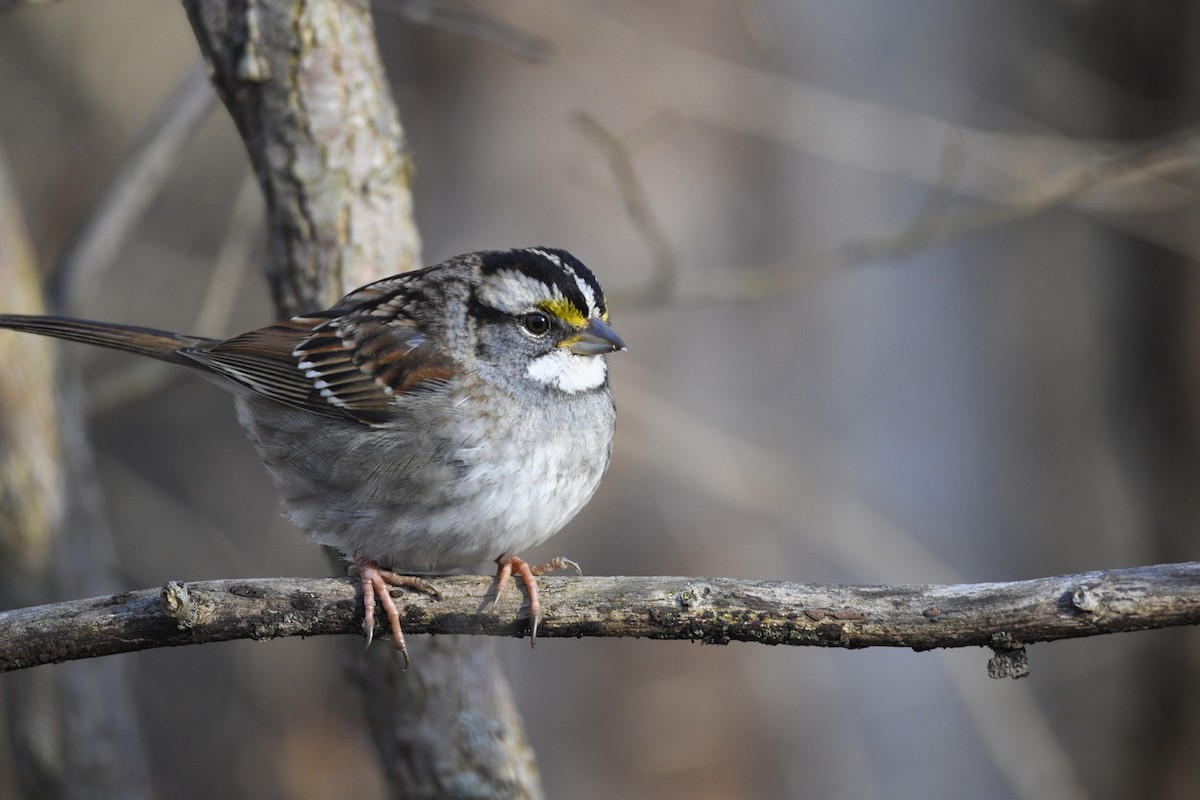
493, 555, 581, 646
353, 557, 440, 668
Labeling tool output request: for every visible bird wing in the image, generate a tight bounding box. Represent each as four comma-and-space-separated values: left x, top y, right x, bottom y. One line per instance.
182, 314, 455, 425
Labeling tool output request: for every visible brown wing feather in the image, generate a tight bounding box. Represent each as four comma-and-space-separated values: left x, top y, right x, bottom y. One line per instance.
179, 317, 344, 417
182, 312, 455, 425
298, 315, 457, 421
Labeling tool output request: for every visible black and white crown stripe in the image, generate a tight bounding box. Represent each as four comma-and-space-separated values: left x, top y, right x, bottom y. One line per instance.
477, 248, 607, 321
526, 248, 602, 317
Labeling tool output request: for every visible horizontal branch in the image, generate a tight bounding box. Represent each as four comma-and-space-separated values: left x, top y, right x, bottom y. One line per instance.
2, 563, 1198, 676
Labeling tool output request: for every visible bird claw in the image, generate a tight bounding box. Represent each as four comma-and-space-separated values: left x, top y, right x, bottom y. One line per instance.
492, 555, 581, 647
356, 559, 439, 669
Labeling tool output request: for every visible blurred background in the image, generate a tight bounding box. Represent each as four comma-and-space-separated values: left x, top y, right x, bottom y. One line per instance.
3, 1, 1200, 798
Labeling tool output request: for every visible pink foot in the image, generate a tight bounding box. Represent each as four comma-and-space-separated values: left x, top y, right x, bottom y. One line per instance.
354, 558, 440, 668
493, 555, 581, 646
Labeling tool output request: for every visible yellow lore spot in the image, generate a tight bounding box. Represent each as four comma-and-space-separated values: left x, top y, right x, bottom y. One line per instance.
538, 298, 588, 329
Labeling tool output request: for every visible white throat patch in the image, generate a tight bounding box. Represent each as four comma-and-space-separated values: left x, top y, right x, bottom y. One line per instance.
526, 349, 608, 393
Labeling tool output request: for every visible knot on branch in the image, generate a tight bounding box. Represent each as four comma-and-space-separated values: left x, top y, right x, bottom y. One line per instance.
160, 580, 198, 629
987, 633, 1030, 680
1070, 585, 1101, 612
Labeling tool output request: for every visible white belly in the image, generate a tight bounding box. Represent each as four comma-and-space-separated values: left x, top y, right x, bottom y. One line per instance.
233, 389, 615, 573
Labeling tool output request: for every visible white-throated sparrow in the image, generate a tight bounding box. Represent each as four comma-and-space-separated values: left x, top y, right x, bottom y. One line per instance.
0, 248, 624, 663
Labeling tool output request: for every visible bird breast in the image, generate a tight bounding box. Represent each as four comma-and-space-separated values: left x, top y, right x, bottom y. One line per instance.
232, 387, 615, 573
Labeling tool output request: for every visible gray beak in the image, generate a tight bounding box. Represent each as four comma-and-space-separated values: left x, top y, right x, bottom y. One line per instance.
565, 317, 626, 355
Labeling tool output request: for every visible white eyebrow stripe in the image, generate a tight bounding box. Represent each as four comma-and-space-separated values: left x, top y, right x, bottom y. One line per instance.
477, 268, 561, 315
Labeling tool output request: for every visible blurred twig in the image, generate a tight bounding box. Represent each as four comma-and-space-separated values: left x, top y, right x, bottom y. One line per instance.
837, 126, 1200, 268
618, 348, 1088, 798
0, 0, 57, 11
192, 171, 264, 333
732, 0, 773, 56
88, 170, 261, 414
584, 11, 1200, 215
574, 112, 679, 304
52, 62, 216, 314
665, 127, 1200, 304
616, 373, 959, 581
374, 0, 554, 62
2, 564, 1198, 675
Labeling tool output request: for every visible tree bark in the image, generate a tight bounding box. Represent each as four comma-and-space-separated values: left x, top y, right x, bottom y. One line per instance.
179, 1, 539, 796
182, 0, 421, 313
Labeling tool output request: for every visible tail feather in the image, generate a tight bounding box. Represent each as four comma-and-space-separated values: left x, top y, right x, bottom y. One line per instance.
0, 314, 217, 365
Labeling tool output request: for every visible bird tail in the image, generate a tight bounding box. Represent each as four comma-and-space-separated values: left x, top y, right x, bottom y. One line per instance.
0, 314, 217, 365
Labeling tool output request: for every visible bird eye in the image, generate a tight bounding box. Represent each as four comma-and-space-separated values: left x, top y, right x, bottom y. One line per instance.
521, 311, 552, 336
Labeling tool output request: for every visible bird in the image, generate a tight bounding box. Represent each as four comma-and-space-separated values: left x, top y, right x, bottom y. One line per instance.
0, 247, 625, 665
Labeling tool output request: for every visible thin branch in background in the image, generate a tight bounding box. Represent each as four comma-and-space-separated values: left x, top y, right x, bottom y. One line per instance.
682, 126, 1200, 305
836, 126, 1200, 268
941, 650, 1088, 800
52, 61, 216, 314
573, 111, 679, 304
93, 456, 266, 580
375, 0, 554, 62
2, 564, 1198, 676
732, 0, 773, 57
88, 170, 262, 415
0, 0, 57, 12
617, 365, 1085, 798
573, 15, 1200, 277
615, 374, 958, 581
192, 171, 264, 334
908, 124, 967, 234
